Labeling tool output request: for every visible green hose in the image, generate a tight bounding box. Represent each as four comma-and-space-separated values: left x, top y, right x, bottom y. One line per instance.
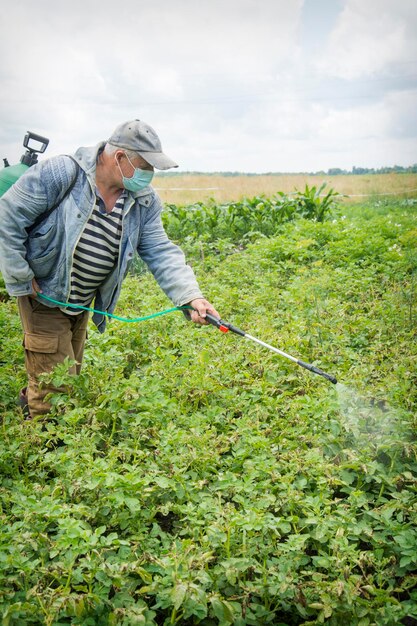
38, 293, 192, 322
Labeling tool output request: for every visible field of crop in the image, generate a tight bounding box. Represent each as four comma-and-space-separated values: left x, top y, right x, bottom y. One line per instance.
0, 186, 417, 625
154, 173, 417, 205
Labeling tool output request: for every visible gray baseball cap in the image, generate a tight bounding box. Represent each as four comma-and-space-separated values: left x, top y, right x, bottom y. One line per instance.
107, 119, 178, 170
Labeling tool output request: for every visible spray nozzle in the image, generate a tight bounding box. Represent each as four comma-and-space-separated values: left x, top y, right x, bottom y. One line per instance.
297, 360, 337, 384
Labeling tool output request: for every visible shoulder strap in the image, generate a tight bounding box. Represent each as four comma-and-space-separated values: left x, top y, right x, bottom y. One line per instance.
26, 156, 80, 234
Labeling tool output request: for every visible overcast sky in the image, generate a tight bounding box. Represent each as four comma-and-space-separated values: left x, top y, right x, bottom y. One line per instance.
0, 0, 416, 172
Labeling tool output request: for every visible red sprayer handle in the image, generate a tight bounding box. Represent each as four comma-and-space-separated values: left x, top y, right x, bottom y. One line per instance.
204, 312, 245, 336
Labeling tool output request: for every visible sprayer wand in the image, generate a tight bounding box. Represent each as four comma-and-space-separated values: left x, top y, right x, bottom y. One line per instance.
37, 294, 337, 384
204, 312, 338, 384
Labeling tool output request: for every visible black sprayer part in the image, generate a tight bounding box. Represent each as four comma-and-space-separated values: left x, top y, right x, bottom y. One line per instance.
204, 312, 337, 384
297, 360, 337, 384
20, 131, 50, 167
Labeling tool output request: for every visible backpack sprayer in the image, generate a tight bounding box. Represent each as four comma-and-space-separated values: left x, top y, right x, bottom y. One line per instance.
0, 131, 49, 196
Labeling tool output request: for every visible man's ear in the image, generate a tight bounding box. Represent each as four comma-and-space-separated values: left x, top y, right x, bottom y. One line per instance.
113, 150, 125, 165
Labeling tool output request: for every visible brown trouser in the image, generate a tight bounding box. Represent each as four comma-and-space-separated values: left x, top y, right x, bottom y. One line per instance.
18, 296, 89, 418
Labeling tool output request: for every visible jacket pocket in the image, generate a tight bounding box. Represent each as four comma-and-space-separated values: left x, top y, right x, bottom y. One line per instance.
28, 247, 58, 278
28, 223, 56, 244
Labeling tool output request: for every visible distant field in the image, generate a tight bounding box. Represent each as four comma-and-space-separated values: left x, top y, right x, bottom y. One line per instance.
154, 172, 417, 205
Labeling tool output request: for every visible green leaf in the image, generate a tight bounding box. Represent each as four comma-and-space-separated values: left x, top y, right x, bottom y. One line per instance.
211, 597, 235, 624
171, 582, 188, 610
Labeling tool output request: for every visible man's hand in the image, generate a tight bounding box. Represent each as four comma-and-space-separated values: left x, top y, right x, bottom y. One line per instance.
30, 278, 42, 298
188, 298, 220, 325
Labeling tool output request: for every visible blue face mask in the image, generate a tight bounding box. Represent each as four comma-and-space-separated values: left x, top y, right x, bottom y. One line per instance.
117, 153, 154, 192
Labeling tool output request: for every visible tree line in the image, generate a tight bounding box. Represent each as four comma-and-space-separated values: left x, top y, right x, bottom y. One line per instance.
157, 164, 417, 177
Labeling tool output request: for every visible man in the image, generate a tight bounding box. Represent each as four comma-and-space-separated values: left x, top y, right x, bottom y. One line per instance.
0, 119, 219, 418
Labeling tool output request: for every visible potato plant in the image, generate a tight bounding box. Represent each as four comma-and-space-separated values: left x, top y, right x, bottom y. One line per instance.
0, 198, 416, 625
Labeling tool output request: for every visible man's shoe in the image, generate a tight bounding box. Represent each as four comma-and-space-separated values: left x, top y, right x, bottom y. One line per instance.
18, 387, 31, 419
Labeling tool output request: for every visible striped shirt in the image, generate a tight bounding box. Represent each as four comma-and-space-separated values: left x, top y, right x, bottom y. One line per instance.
65, 192, 126, 314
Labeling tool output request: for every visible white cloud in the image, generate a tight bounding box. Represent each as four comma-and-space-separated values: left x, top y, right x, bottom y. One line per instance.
0, 0, 303, 163
317, 0, 417, 79
0, 0, 415, 172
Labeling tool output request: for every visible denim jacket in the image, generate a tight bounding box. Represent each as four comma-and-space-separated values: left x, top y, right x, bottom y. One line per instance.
0, 142, 203, 331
